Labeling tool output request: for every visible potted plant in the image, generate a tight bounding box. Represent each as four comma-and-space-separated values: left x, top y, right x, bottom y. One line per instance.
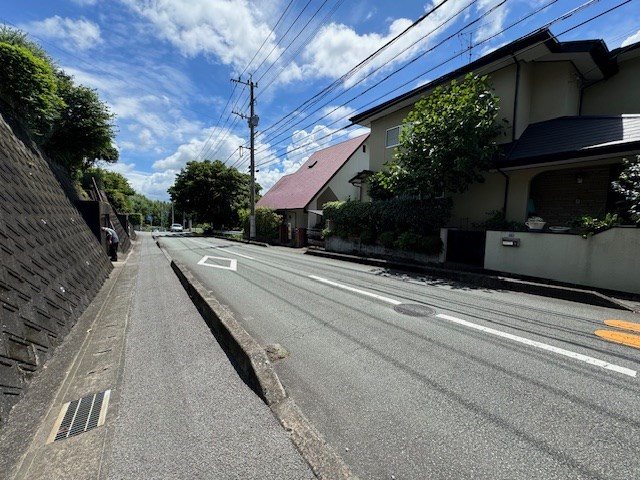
525, 216, 546, 231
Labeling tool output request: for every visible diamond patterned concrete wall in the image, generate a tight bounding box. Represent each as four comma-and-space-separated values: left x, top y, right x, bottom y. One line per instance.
0, 112, 113, 425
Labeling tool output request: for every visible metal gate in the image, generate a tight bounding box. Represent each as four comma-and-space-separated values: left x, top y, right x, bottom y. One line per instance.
445, 230, 486, 266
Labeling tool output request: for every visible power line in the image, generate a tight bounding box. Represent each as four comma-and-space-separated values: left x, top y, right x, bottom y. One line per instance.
255, 0, 509, 155
255, 0, 333, 84
254, 0, 626, 171
239, 0, 297, 77
255, 0, 346, 97
252, 0, 316, 77
254, 0, 455, 139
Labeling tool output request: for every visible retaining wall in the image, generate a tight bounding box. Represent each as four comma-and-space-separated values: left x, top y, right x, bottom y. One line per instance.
0, 112, 113, 424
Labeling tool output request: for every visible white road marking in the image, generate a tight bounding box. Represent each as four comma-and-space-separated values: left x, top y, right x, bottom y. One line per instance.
197, 255, 237, 271
191, 239, 254, 259
308, 275, 402, 305
308, 275, 637, 378
436, 314, 637, 378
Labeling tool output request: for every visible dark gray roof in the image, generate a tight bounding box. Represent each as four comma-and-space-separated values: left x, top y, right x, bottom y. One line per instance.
500, 115, 640, 167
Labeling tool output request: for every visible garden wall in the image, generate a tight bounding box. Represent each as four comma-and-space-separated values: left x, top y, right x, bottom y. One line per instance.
0, 112, 113, 425
484, 227, 640, 294
326, 236, 443, 264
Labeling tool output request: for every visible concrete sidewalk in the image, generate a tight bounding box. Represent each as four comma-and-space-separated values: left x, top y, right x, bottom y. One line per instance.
0, 234, 313, 479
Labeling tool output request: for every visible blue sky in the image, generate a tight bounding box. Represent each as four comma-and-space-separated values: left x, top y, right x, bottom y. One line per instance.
2, 0, 639, 199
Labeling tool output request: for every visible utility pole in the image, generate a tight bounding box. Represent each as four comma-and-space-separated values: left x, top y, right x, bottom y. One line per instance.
171, 202, 175, 225
232, 75, 258, 239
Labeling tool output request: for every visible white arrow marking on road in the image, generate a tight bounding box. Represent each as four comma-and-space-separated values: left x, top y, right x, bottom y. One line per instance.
308, 275, 637, 378
192, 240, 254, 259
197, 255, 237, 271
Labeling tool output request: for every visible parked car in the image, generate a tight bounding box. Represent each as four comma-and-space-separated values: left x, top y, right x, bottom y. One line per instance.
170, 223, 183, 232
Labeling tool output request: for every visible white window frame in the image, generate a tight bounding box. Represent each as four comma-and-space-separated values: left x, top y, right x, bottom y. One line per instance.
385, 125, 401, 148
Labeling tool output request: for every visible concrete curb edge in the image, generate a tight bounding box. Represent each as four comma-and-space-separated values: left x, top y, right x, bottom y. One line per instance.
155, 240, 356, 480
207, 234, 270, 247
305, 249, 633, 312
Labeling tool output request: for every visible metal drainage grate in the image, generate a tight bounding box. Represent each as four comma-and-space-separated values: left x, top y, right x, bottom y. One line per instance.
393, 304, 435, 317
47, 390, 111, 443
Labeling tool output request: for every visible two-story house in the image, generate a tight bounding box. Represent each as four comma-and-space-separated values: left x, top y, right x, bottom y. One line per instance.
350, 28, 640, 229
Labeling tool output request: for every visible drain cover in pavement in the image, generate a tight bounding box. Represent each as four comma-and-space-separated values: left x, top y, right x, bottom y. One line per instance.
393, 304, 435, 317
47, 390, 111, 443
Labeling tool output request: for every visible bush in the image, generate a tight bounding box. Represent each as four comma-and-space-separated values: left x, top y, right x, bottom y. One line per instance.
394, 232, 443, 254
241, 207, 282, 241
473, 210, 525, 231
323, 198, 451, 253
0, 42, 63, 140
378, 231, 396, 248
572, 213, 619, 238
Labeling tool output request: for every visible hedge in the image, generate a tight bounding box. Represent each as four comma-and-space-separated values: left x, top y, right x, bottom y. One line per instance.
240, 207, 282, 241
323, 198, 451, 254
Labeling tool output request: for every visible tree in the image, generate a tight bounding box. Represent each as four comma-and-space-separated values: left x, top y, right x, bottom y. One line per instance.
82, 167, 135, 213
612, 155, 640, 223
376, 73, 504, 199
0, 41, 63, 140
43, 73, 118, 172
167, 160, 256, 227
168, 160, 259, 228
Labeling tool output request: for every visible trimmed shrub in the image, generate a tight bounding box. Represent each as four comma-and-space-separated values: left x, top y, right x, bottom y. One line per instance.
323, 198, 451, 254
241, 207, 282, 241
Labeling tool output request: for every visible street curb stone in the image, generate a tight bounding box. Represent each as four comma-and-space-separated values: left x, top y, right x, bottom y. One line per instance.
304, 249, 633, 311
156, 240, 356, 480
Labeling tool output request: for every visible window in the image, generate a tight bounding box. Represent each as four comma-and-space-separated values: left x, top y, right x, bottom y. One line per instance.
385, 126, 400, 148
362, 144, 366, 153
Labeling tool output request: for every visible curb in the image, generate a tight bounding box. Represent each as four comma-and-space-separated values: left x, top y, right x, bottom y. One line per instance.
305, 249, 633, 312
156, 240, 356, 480
207, 234, 270, 247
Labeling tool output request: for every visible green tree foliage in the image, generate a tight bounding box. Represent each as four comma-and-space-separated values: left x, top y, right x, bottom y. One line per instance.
0, 42, 63, 139
0, 27, 118, 174
239, 207, 282, 241
376, 73, 504, 198
168, 160, 259, 228
43, 73, 118, 172
82, 167, 135, 213
612, 155, 640, 223
130, 194, 172, 226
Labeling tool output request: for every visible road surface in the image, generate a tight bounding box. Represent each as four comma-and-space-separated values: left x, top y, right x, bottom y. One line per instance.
159, 235, 640, 480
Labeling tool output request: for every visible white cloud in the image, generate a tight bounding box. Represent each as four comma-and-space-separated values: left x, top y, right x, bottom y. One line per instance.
120, 0, 282, 71
621, 29, 640, 47
321, 105, 356, 125
22, 16, 102, 50
71, 0, 98, 5
103, 161, 177, 200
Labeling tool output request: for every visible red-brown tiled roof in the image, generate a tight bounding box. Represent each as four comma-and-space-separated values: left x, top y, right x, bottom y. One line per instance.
257, 134, 368, 210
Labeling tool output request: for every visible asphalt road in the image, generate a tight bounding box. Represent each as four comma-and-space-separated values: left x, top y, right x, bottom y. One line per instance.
159, 235, 640, 480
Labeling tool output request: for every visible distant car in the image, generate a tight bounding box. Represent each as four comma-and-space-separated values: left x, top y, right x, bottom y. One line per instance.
152, 228, 160, 233
170, 223, 183, 232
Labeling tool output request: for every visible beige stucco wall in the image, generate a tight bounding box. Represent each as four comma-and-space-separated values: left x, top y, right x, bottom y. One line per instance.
529, 62, 580, 124
282, 208, 307, 233
484, 228, 640, 294
582, 55, 640, 114
448, 172, 506, 228
307, 140, 369, 211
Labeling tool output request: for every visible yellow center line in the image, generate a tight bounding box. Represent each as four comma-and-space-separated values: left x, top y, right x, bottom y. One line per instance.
594, 330, 640, 350
604, 319, 640, 333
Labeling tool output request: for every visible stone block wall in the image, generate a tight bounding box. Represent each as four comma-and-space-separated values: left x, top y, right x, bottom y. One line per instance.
0, 112, 113, 424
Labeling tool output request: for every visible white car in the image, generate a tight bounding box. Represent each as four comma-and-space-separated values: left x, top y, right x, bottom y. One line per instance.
170, 223, 184, 232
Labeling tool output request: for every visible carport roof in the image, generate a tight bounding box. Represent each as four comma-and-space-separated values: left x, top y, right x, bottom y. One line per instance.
257, 134, 369, 210
499, 115, 640, 168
